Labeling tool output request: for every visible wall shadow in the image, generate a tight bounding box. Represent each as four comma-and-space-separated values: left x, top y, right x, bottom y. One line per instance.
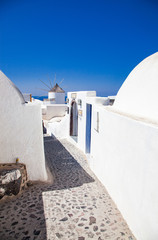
44, 135, 95, 190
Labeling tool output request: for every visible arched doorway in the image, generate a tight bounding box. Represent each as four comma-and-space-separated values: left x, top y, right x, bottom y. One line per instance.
70, 100, 78, 140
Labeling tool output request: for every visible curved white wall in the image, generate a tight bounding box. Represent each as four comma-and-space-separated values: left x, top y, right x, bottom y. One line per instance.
0, 71, 47, 181
114, 52, 158, 122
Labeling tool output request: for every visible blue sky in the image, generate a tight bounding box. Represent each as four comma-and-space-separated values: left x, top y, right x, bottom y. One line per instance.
0, 0, 158, 96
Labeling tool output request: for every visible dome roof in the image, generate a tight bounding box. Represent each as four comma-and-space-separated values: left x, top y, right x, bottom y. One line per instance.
0, 71, 25, 104
113, 52, 158, 121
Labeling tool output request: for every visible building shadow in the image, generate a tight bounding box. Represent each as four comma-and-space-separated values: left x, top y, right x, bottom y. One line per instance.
44, 135, 95, 190
0, 135, 94, 240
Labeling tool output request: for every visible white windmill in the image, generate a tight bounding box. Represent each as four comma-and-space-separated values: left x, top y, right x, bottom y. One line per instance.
40, 74, 65, 104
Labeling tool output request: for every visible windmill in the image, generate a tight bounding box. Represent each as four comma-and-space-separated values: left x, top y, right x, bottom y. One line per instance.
38, 74, 65, 104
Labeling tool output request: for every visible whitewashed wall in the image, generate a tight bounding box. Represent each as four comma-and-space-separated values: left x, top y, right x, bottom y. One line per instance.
0, 71, 47, 181
42, 104, 67, 120
46, 114, 69, 139
67, 89, 158, 239
89, 104, 158, 240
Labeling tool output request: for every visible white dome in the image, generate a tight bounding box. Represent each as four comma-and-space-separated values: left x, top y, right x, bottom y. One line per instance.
113, 52, 158, 121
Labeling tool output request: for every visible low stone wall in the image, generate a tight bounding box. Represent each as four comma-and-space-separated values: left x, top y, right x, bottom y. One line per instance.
0, 163, 27, 199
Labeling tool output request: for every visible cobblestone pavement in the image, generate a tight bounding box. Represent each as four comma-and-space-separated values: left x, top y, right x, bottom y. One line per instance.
0, 136, 136, 240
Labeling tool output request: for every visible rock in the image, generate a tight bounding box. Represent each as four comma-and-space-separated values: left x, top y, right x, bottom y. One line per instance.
93, 226, 98, 231
27, 181, 33, 187
56, 233, 63, 238
34, 230, 40, 235
78, 223, 84, 227
73, 218, 79, 223
11, 221, 18, 226
0, 169, 21, 184
78, 237, 85, 240
30, 214, 37, 218
29, 204, 35, 208
89, 216, 96, 225
60, 217, 68, 221
22, 237, 30, 240
88, 232, 94, 238
0, 188, 5, 199
68, 213, 73, 217
18, 227, 24, 230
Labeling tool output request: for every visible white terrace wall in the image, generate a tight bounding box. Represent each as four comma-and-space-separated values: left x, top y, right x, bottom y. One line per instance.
42, 104, 67, 120
0, 71, 47, 181
89, 105, 158, 240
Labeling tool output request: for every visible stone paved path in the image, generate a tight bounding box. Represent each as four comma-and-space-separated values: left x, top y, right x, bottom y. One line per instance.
0, 136, 136, 240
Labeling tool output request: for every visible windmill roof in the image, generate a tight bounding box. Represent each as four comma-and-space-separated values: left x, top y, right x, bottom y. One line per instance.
49, 83, 65, 93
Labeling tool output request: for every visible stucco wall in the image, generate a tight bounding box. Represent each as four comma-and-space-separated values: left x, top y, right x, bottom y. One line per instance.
67, 90, 158, 239
90, 104, 158, 240
45, 114, 69, 139
0, 71, 47, 181
42, 104, 67, 120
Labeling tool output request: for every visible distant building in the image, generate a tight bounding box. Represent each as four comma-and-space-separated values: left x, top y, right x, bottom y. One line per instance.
43, 83, 65, 105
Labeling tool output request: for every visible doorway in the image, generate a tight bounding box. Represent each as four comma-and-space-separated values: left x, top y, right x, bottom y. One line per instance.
70, 100, 78, 142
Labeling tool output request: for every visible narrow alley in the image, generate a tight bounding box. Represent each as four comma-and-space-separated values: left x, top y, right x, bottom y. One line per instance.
0, 136, 135, 240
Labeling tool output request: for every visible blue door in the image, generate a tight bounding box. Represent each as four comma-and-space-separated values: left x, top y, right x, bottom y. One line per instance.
86, 104, 92, 153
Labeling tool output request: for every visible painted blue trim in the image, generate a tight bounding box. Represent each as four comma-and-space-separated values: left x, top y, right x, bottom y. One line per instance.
86, 104, 92, 153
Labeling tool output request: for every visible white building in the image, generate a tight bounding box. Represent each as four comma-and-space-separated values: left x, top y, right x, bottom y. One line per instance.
43, 83, 65, 105
40, 83, 67, 121
0, 71, 47, 181
46, 52, 158, 240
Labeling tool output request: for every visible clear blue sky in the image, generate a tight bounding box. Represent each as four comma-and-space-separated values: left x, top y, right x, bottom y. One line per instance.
0, 0, 158, 96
